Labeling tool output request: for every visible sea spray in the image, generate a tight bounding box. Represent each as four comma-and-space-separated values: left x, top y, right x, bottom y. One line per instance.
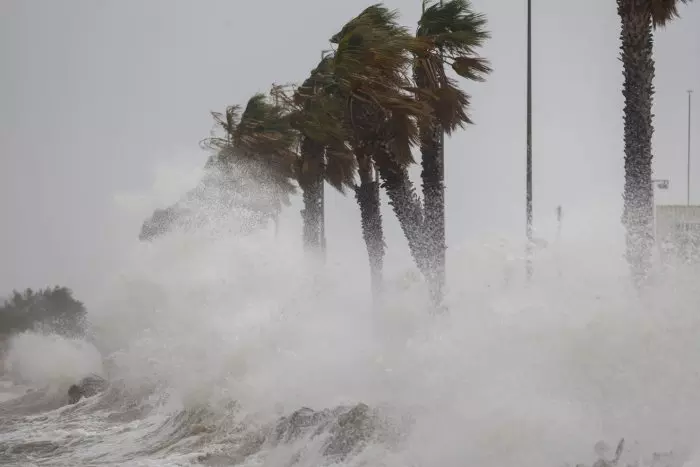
4, 332, 103, 389
3, 168, 700, 465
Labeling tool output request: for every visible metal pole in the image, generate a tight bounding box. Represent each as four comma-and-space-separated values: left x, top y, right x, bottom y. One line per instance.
525, 0, 533, 280
438, 0, 446, 299
688, 90, 693, 206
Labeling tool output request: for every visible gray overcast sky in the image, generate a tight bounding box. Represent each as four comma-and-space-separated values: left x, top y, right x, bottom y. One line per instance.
0, 0, 698, 295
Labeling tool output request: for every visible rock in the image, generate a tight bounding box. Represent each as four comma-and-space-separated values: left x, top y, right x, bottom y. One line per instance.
274, 407, 330, 443
189, 423, 215, 436
196, 453, 245, 466
67, 375, 107, 404
271, 403, 378, 462
322, 403, 376, 459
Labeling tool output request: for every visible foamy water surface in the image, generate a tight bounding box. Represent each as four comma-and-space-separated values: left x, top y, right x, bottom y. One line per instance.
2, 195, 700, 467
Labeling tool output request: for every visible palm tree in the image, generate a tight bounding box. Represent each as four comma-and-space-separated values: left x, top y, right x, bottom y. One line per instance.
202, 94, 298, 231
273, 57, 357, 257
354, 143, 386, 300
298, 135, 326, 251
330, 4, 435, 279
276, 54, 388, 299
414, 0, 490, 306
618, 0, 693, 284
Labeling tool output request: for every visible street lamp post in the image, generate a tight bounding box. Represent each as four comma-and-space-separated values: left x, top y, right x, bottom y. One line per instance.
525, 0, 533, 281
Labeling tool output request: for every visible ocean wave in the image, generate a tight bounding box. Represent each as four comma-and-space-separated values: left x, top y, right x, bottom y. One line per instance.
2, 205, 700, 466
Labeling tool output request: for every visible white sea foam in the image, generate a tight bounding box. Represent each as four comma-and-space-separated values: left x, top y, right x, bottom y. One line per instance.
2, 164, 700, 467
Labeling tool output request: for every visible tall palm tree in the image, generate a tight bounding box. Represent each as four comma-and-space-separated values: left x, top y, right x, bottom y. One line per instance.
277, 55, 388, 299
331, 4, 435, 279
618, 0, 693, 285
274, 57, 357, 257
202, 94, 298, 230
414, 0, 490, 307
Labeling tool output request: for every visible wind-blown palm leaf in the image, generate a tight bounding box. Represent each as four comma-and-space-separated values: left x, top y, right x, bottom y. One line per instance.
414, 0, 490, 134
330, 4, 403, 44
647, 0, 693, 26
331, 6, 431, 164
418, 0, 490, 56
201, 94, 299, 216
272, 58, 357, 194
203, 106, 241, 150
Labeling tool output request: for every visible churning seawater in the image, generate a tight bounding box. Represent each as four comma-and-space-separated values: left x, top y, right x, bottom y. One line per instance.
3, 177, 700, 467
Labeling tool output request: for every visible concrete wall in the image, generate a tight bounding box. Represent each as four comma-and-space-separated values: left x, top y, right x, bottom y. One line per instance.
655, 205, 700, 262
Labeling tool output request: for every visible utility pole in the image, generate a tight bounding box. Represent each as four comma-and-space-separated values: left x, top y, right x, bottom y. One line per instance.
438, 0, 446, 302
688, 90, 693, 206
525, 0, 533, 280
438, 114, 445, 296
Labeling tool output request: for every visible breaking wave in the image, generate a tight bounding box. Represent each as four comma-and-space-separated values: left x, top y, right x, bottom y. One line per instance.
2, 169, 700, 467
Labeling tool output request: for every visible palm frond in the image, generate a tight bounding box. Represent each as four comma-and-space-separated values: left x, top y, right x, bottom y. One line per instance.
649, 0, 693, 27
451, 56, 491, 82
432, 81, 472, 133
386, 107, 419, 166
330, 4, 403, 44
276, 57, 358, 193
413, 0, 490, 130
417, 0, 490, 54
235, 93, 298, 160
201, 94, 301, 216
325, 140, 357, 192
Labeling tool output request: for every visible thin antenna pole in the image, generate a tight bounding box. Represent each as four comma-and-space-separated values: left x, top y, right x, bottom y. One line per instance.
525, 0, 533, 280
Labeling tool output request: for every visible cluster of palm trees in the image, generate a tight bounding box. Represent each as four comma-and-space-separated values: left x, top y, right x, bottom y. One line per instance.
195, 0, 694, 306
201, 0, 490, 308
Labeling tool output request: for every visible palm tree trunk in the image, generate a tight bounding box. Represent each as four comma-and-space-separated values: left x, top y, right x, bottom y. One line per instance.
355, 156, 385, 301
618, 0, 655, 286
420, 123, 446, 309
376, 153, 429, 277
300, 137, 325, 254
414, 62, 446, 310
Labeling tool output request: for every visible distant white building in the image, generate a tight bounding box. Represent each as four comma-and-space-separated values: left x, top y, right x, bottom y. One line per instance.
655, 205, 700, 262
